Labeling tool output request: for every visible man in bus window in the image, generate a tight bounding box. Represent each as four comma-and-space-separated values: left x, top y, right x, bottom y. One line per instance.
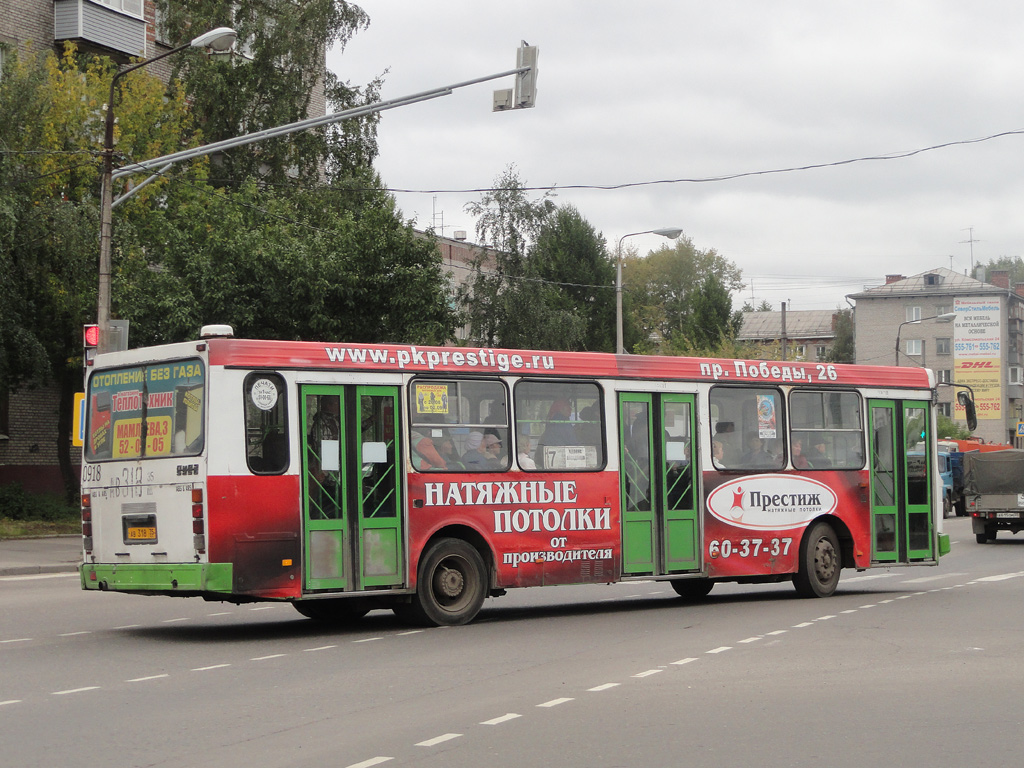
810, 437, 832, 468
741, 433, 774, 469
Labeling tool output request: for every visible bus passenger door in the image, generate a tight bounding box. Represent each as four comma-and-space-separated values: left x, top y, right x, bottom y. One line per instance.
354, 386, 403, 588
300, 385, 404, 592
661, 395, 699, 572
619, 393, 700, 575
868, 399, 934, 563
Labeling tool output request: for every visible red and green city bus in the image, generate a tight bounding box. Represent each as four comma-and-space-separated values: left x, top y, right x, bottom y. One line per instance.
79, 326, 951, 625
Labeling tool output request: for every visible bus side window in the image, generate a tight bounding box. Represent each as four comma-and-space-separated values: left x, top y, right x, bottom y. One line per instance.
244, 373, 289, 474
709, 387, 785, 472
789, 390, 864, 470
513, 380, 604, 471
408, 379, 509, 472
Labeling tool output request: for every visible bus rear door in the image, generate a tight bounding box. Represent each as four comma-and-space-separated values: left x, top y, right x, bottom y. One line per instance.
868, 399, 935, 563
300, 385, 404, 592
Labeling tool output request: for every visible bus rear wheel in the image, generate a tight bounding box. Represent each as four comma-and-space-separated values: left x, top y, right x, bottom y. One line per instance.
793, 522, 841, 598
293, 598, 371, 624
670, 578, 714, 600
409, 538, 488, 627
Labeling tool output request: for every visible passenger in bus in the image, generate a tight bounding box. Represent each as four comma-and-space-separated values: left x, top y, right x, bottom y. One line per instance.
535, 399, 578, 465
712, 440, 727, 468
437, 435, 463, 469
517, 433, 537, 470
791, 438, 810, 469
484, 434, 505, 466
810, 437, 832, 468
461, 430, 484, 464
575, 404, 601, 448
714, 421, 737, 465
541, 400, 577, 445
740, 433, 774, 469
412, 431, 447, 471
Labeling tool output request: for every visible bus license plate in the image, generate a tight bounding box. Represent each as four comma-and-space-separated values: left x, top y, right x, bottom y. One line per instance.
127, 526, 157, 540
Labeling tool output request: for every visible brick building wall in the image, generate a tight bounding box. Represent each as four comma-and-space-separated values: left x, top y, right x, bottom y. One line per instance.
0, 386, 78, 494
1, 0, 54, 57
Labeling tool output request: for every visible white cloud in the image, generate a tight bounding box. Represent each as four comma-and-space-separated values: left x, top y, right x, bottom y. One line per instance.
329, 0, 1024, 310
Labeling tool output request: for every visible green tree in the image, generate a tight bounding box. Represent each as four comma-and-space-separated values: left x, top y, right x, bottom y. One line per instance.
825, 308, 855, 363
623, 237, 743, 355
0, 45, 193, 499
457, 166, 557, 348
937, 412, 972, 440
155, 0, 377, 187
118, 182, 457, 345
529, 205, 616, 352
981, 256, 1024, 287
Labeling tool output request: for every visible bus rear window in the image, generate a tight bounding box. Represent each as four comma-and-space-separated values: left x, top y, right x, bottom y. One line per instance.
85, 359, 205, 462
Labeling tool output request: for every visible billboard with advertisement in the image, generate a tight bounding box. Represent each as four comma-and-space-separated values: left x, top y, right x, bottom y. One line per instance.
954, 298, 1002, 421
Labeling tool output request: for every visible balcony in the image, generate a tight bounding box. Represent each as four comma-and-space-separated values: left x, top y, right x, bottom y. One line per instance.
54, 0, 146, 58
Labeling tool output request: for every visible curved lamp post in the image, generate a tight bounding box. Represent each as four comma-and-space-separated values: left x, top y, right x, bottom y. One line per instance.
615, 228, 683, 354
97, 27, 236, 353
894, 311, 956, 366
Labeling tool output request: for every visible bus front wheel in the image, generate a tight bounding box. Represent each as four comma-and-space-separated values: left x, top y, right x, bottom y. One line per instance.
793, 522, 841, 598
410, 538, 488, 627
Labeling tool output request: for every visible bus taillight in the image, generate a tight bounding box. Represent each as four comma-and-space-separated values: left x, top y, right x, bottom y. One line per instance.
81, 494, 93, 553
192, 488, 206, 553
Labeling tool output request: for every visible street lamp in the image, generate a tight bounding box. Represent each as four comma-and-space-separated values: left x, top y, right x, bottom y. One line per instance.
96, 27, 236, 353
616, 228, 683, 354
894, 311, 956, 366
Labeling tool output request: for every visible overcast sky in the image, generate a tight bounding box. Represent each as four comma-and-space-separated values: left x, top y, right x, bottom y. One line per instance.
328, 1, 1024, 311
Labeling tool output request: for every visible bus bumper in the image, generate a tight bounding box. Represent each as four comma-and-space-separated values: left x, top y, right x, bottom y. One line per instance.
80, 562, 233, 595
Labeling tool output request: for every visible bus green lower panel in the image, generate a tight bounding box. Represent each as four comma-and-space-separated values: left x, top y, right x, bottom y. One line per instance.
80, 563, 233, 594
938, 533, 950, 557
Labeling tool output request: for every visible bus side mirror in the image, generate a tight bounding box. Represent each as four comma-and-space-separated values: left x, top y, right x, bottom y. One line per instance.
956, 391, 978, 432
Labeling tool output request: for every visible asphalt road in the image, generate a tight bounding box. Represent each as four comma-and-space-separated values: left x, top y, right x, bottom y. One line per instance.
2, 516, 1022, 768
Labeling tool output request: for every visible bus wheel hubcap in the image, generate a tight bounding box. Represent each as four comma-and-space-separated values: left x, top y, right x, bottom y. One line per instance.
437, 566, 464, 598
815, 539, 836, 581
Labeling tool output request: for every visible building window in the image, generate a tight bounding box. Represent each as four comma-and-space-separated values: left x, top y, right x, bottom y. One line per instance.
906, 339, 922, 356
938, 402, 951, 418
937, 369, 952, 383
906, 306, 922, 322
815, 345, 827, 360
794, 345, 806, 360
936, 337, 951, 355
936, 305, 952, 317
95, 0, 145, 18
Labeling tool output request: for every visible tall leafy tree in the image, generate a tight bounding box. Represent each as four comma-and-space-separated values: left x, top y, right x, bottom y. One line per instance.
623, 237, 743, 355
457, 166, 556, 348
0, 45, 193, 498
530, 205, 616, 352
155, 0, 377, 187
981, 256, 1024, 287
825, 308, 855, 363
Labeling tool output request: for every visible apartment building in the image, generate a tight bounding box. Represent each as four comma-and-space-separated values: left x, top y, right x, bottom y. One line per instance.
849, 267, 1024, 446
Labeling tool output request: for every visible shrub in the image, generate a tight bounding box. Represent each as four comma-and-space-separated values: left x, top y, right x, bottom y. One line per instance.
0, 483, 78, 522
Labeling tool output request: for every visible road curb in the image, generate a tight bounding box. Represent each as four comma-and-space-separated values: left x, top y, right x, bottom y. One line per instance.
0, 564, 80, 577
